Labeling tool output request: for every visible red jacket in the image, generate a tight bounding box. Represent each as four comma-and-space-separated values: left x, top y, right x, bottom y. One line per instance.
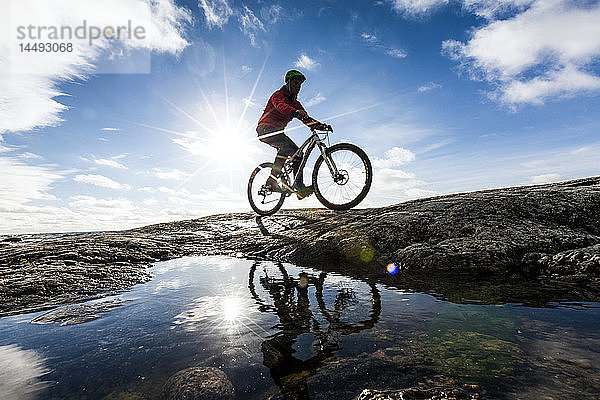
257, 86, 308, 132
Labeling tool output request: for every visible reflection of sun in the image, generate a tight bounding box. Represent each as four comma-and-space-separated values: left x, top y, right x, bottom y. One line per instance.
222, 296, 243, 325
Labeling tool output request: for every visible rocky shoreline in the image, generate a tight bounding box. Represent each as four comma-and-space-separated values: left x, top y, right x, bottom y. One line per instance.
2, 176, 600, 316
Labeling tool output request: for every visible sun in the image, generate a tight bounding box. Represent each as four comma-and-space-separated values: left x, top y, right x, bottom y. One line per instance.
205, 124, 255, 166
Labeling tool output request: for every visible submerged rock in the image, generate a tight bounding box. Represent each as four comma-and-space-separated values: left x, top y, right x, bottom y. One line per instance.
2, 176, 600, 315
31, 299, 126, 325
356, 386, 482, 400
161, 367, 234, 400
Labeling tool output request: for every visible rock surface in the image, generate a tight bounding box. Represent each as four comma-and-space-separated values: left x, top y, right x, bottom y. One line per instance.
161, 367, 234, 400
2, 177, 600, 316
31, 299, 126, 325
355, 386, 481, 400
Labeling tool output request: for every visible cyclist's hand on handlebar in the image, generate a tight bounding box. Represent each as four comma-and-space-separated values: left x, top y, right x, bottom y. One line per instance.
295, 110, 309, 120
314, 122, 333, 132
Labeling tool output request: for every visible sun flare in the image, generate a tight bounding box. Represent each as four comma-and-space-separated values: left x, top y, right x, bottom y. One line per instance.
222, 296, 243, 324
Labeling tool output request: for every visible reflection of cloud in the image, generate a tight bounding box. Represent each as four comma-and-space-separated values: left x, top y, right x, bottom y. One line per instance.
154, 256, 200, 274
0, 345, 50, 400
154, 278, 186, 293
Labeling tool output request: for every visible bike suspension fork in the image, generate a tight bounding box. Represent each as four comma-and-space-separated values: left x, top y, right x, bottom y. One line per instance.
317, 142, 339, 177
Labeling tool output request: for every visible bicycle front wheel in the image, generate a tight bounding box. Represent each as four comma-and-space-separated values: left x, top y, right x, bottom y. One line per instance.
248, 162, 286, 216
312, 143, 372, 210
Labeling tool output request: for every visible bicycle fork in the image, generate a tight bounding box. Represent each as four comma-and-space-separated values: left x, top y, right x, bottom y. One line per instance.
317, 142, 339, 178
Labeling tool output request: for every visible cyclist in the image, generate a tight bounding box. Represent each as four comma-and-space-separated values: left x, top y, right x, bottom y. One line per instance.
256, 69, 331, 199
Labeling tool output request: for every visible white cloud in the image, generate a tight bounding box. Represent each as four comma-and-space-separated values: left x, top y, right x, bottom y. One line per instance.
386, 48, 408, 58
366, 146, 433, 205
0, 157, 62, 207
462, 0, 536, 19
260, 5, 284, 24
198, 0, 234, 28
95, 158, 127, 169
361, 32, 407, 59
361, 32, 378, 43
142, 198, 158, 205
418, 82, 442, 92
294, 54, 320, 71
373, 147, 416, 168
443, 0, 600, 106
389, 0, 449, 15
69, 195, 134, 210
305, 92, 327, 107
101, 127, 121, 132
520, 143, 600, 175
0, 0, 191, 134
19, 152, 43, 160
530, 173, 562, 184
238, 6, 265, 47
368, 168, 435, 204
152, 168, 192, 180
74, 174, 131, 190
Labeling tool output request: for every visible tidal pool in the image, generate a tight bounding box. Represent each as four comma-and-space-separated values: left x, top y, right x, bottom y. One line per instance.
1, 256, 599, 399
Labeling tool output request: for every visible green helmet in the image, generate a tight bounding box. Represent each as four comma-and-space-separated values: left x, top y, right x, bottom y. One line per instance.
285, 69, 306, 83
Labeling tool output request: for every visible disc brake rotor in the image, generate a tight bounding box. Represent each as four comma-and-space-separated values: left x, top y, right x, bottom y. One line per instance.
334, 170, 349, 185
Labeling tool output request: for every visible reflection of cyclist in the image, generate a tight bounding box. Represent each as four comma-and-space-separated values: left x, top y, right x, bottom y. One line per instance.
256, 69, 331, 199
249, 263, 381, 399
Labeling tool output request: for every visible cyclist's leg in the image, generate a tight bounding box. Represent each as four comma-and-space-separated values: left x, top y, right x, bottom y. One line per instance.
258, 126, 299, 185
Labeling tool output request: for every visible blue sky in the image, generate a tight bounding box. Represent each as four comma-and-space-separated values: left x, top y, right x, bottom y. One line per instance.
1, 0, 599, 233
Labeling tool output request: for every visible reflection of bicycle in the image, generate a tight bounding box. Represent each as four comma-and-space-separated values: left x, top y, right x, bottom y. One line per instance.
248, 126, 373, 216
248, 262, 381, 399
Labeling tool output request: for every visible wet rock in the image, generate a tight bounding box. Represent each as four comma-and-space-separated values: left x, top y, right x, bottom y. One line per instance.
161, 367, 234, 400
2, 237, 22, 243
31, 299, 126, 325
356, 386, 482, 400
2, 177, 600, 315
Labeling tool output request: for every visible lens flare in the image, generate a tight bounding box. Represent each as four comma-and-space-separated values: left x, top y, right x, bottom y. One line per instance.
386, 263, 399, 275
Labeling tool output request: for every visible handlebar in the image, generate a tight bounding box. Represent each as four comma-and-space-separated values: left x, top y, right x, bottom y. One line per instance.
310, 124, 334, 133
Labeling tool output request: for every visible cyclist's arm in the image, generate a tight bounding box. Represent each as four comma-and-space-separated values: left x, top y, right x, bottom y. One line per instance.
290, 101, 321, 128
271, 91, 300, 119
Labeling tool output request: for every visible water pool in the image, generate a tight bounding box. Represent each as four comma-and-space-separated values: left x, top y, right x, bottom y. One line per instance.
1, 256, 599, 399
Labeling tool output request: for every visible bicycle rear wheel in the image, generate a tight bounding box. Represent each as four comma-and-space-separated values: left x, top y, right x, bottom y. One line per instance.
248, 162, 286, 216
312, 143, 372, 210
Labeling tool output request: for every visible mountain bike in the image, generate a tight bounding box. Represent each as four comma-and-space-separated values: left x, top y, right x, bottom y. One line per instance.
248, 126, 372, 215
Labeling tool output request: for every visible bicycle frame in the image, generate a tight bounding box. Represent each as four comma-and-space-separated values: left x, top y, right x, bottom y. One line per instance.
279, 128, 339, 191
